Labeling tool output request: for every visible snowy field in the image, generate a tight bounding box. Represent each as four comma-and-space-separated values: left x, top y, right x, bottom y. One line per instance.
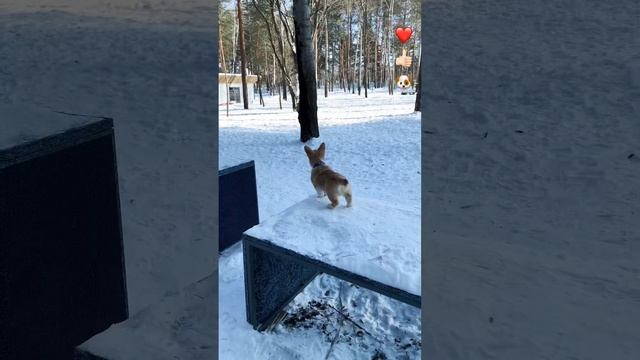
219, 90, 422, 360
423, 1, 640, 359
78, 274, 216, 360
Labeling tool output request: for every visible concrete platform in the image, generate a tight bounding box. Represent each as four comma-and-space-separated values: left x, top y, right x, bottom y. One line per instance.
0, 106, 127, 359
242, 197, 421, 331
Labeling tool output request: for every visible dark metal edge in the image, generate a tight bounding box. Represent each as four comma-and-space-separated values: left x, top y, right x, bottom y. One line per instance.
243, 234, 421, 308
74, 347, 110, 360
218, 160, 255, 177
109, 130, 129, 319
0, 118, 114, 170
242, 239, 257, 326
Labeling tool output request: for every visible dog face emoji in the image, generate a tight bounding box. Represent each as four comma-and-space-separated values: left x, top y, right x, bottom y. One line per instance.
397, 74, 412, 90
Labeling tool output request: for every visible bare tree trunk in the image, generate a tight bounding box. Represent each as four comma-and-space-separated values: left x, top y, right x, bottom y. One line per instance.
272, 54, 277, 96
314, 36, 319, 88
347, 0, 353, 93
258, 75, 265, 106
414, 43, 421, 112
340, 38, 346, 91
274, 0, 297, 59
331, 42, 335, 92
373, 1, 378, 88
232, 8, 238, 72
388, 0, 394, 95
410, 17, 418, 82
354, 21, 359, 94
338, 40, 342, 91
312, 0, 319, 84
363, 0, 368, 98
357, 13, 362, 96
219, 24, 231, 117
282, 79, 287, 100
274, 14, 299, 107
237, 0, 249, 109
382, 8, 387, 89
402, 0, 408, 24
324, 0, 329, 98
373, 0, 382, 88
277, 70, 283, 109
263, 40, 270, 94
251, 0, 297, 107
293, 0, 319, 142
276, 11, 288, 102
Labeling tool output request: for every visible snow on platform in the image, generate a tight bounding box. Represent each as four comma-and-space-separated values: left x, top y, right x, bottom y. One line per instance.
245, 196, 421, 297
76, 274, 215, 360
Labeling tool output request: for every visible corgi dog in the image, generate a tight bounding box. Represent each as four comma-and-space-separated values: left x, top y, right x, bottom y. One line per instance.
304, 143, 352, 209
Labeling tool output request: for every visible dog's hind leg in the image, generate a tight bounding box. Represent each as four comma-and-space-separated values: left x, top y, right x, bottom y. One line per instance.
327, 193, 340, 209
342, 184, 353, 207
344, 192, 352, 207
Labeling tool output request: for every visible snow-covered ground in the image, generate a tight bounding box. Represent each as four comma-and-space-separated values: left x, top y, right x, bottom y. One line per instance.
78, 275, 216, 360
220, 91, 421, 219
423, 1, 640, 359
219, 90, 422, 360
1, 1, 217, 316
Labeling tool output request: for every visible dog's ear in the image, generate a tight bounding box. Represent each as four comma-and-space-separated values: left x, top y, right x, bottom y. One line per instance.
317, 143, 325, 158
304, 145, 312, 155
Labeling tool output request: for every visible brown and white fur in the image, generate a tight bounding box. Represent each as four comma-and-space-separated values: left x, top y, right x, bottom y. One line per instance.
304, 143, 352, 209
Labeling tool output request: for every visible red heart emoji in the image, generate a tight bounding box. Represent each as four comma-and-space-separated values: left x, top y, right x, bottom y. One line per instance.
395, 27, 413, 44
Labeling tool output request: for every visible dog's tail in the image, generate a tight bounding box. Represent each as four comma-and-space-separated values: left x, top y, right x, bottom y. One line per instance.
331, 174, 349, 186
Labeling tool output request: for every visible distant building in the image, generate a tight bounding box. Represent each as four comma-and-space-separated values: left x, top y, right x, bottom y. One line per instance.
219, 73, 258, 105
